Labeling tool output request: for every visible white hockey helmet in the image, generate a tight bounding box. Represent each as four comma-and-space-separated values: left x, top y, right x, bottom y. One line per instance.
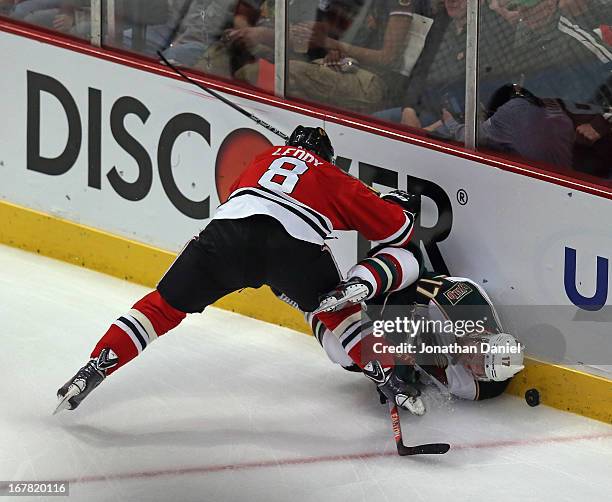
482, 333, 525, 382
455, 332, 525, 382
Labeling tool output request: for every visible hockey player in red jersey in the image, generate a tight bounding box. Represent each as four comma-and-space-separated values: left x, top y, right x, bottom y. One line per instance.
55, 126, 423, 415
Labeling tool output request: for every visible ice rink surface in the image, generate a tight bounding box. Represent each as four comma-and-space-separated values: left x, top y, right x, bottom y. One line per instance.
1, 244, 611, 502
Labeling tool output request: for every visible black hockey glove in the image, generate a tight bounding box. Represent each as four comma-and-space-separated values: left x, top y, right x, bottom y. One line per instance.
362, 360, 426, 415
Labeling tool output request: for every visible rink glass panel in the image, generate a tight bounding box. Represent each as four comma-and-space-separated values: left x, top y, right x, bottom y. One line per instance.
0, 0, 94, 42
0, 1, 610, 189
476, 0, 612, 186
98, 0, 278, 95
283, 0, 471, 150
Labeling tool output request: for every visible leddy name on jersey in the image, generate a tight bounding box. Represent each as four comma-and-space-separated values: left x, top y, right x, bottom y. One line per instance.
271, 146, 326, 166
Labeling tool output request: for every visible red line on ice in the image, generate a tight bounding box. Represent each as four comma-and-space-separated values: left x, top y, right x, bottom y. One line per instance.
54, 431, 612, 485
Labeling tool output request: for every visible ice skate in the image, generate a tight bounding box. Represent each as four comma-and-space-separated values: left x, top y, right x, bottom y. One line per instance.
314, 277, 373, 314
53, 348, 118, 415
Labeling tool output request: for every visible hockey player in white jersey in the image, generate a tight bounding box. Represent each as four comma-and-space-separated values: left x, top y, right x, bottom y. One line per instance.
308, 245, 525, 403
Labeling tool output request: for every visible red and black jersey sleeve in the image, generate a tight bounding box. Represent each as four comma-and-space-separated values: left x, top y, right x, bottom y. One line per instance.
334, 174, 415, 247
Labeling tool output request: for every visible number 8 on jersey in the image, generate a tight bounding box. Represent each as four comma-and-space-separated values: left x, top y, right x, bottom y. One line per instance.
258, 157, 309, 194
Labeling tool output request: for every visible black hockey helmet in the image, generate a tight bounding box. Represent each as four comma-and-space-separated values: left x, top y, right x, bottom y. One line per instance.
286, 126, 335, 163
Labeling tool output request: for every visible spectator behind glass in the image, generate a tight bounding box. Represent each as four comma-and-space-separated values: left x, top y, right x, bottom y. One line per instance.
441, 84, 575, 167
8, 0, 91, 38
119, 0, 241, 66
374, 0, 515, 137
491, 0, 612, 26
557, 0, 612, 29
440, 81, 612, 180
197, 1, 339, 89
190, 0, 265, 79
500, 0, 612, 179
506, 0, 612, 104
209, 0, 327, 89
192, 0, 285, 81
194, 0, 434, 110
9, 0, 62, 21
283, 0, 436, 114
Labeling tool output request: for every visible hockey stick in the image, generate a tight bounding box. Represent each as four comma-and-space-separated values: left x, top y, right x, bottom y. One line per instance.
388, 402, 450, 456
157, 51, 289, 141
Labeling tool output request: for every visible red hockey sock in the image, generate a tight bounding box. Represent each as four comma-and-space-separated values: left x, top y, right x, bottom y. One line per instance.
91, 290, 187, 374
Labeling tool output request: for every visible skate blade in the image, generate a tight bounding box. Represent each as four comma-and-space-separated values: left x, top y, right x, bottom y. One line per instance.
52, 386, 78, 415
312, 303, 334, 315
313, 289, 368, 315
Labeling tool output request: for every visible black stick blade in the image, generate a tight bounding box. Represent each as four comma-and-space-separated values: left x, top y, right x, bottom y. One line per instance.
397, 442, 451, 456
388, 403, 450, 456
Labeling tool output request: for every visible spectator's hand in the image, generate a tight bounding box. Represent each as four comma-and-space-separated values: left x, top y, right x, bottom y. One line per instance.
323, 49, 343, 70
559, 0, 589, 18
576, 123, 602, 144
223, 28, 243, 46
224, 27, 264, 50
53, 12, 75, 33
